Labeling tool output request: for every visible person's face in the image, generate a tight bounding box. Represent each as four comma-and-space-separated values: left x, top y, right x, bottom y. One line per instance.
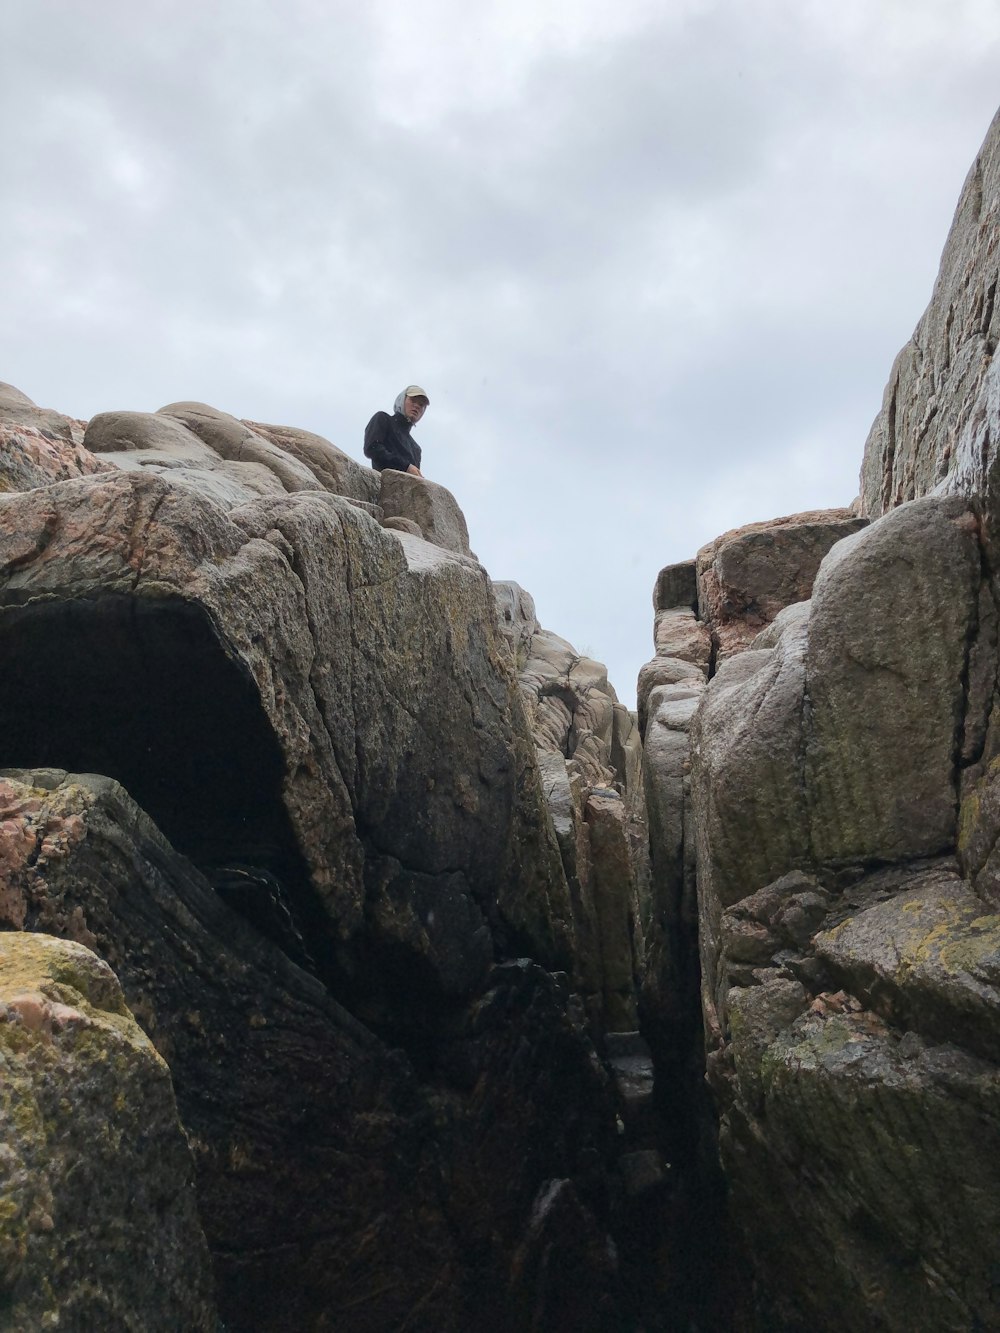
403, 396, 427, 423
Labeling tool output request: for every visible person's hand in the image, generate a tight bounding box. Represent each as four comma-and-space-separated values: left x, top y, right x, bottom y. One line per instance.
407, 465, 424, 477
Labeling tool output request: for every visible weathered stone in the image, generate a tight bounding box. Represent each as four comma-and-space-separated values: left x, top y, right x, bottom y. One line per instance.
0, 422, 111, 494
653, 559, 697, 612
815, 864, 1000, 1062
652, 606, 712, 670
504, 594, 649, 1026
378, 468, 473, 555
692, 621, 810, 913
381, 514, 421, 536
84, 408, 290, 506
0, 472, 574, 994
0, 381, 87, 446
636, 655, 705, 737
748, 599, 810, 650
806, 495, 981, 865
696, 508, 868, 661
0, 772, 621, 1331
585, 789, 638, 1029
0, 930, 214, 1330
247, 419, 382, 506
860, 107, 1000, 518
158, 400, 325, 494
721, 1006, 1000, 1332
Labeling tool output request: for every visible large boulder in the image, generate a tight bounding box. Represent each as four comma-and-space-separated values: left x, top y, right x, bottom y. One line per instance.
379, 467, 473, 556
695, 508, 868, 662
0, 928, 215, 1330
689, 488, 998, 1327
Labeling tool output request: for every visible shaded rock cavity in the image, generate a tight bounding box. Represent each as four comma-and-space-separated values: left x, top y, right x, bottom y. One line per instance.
0, 594, 317, 959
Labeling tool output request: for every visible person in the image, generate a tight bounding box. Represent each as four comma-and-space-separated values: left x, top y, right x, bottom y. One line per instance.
363, 386, 429, 476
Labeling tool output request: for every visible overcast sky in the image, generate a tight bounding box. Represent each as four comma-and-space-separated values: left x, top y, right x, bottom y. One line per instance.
4, 1, 1000, 705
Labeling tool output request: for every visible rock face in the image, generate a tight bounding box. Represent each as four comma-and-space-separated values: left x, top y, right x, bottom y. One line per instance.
860, 107, 1000, 519
494, 580, 648, 1031
0, 769, 625, 1332
696, 509, 868, 662
0, 927, 215, 1330
684, 490, 1000, 1329
670, 107, 1000, 1331
0, 386, 641, 1330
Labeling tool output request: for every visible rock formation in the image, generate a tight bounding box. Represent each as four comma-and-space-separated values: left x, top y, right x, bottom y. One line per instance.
5, 101, 1000, 1333
641, 104, 1000, 1331
0, 386, 647, 1330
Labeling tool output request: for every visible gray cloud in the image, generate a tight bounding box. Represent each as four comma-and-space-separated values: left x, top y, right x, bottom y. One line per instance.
3, 0, 1000, 699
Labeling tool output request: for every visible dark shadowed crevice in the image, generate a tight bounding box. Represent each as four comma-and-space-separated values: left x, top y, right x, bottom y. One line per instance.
0, 594, 320, 965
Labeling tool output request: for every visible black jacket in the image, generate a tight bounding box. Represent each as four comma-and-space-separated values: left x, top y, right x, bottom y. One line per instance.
363, 411, 422, 472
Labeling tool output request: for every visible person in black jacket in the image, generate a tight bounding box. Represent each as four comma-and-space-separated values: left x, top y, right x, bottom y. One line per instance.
363, 385, 429, 475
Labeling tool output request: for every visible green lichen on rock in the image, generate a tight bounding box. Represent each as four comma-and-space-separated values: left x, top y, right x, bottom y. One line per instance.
724, 1006, 1000, 1331
0, 932, 215, 1330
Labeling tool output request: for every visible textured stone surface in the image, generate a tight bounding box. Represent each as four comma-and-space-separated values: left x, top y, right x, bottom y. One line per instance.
0, 771, 622, 1332
247, 418, 382, 506
496, 585, 649, 1029
0, 473, 578, 1050
719, 992, 1000, 1332
806, 495, 980, 865
652, 607, 712, 670
0, 421, 112, 495
159, 400, 325, 494
815, 864, 1000, 1061
84, 408, 291, 507
696, 508, 867, 661
0, 381, 87, 446
860, 108, 1000, 519
379, 467, 473, 555
0, 929, 215, 1330
636, 655, 705, 738
653, 559, 697, 612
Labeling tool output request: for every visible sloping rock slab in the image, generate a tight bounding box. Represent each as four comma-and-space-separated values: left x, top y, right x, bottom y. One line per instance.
248, 418, 382, 506
0, 930, 215, 1330
1, 422, 111, 494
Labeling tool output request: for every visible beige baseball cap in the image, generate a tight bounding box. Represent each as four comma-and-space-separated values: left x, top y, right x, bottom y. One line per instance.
404, 385, 430, 402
